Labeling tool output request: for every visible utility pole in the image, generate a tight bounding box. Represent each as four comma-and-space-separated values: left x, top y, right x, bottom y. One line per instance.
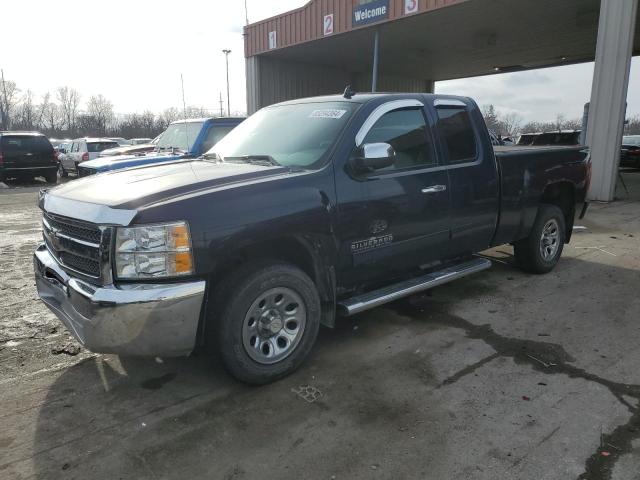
219, 92, 224, 117
222, 49, 231, 116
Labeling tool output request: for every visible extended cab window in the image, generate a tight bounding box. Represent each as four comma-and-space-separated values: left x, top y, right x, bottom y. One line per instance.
436, 107, 477, 164
362, 108, 436, 171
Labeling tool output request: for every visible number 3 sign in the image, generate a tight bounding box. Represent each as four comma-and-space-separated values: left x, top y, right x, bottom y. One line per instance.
323, 14, 334, 36
405, 0, 418, 14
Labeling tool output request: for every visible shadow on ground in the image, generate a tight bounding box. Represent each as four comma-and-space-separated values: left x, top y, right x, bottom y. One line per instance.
13, 255, 638, 480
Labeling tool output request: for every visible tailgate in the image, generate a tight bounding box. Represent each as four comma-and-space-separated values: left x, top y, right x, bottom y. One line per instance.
1, 135, 56, 168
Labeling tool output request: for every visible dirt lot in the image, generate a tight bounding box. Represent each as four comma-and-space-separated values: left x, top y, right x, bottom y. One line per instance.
1, 173, 640, 480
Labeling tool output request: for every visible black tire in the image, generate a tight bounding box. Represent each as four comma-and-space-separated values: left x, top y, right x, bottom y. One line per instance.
514, 204, 566, 274
44, 170, 58, 184
58, 163, 68, 179
209, 261, 321, 385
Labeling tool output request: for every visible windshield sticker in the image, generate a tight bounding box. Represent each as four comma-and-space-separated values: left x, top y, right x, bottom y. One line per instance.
309, 109, 347, 119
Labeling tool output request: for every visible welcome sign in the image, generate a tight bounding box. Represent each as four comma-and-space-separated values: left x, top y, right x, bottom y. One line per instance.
353, 0, 389, 26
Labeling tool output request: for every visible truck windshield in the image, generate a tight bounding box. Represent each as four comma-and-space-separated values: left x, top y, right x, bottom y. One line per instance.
208, 102, 358, 168
156, 121, 203, 152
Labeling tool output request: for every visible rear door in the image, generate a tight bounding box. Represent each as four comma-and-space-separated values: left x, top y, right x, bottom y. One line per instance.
335, 99, 451, 286
0, 135, 55, 169
432, 99, 499, 255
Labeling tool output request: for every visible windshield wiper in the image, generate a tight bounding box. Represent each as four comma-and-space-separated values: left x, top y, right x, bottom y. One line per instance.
224, 155, 281, 167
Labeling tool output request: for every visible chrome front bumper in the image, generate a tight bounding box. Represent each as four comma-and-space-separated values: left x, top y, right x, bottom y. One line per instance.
34, 245, 205, 357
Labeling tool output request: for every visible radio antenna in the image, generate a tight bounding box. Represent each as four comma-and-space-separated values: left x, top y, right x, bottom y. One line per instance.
180, 74, 191, 153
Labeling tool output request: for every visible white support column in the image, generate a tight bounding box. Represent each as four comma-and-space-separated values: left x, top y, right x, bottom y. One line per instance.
586, 0, 638, 201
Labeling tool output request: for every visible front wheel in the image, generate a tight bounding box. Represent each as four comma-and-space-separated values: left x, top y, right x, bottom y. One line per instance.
209, 261, 321, 385
514, 204, 566, 274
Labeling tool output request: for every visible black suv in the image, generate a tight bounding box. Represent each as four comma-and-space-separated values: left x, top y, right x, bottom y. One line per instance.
0, 132, 58, 183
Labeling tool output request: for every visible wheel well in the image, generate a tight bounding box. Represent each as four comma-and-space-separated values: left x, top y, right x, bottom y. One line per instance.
541, 182, 575, 241
213, 237, 316, 286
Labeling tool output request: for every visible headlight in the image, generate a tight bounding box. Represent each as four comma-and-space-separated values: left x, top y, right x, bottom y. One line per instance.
114, 222, 194, 279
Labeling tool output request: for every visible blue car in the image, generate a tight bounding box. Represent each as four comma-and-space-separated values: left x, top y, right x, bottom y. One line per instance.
77, 117, 244, 176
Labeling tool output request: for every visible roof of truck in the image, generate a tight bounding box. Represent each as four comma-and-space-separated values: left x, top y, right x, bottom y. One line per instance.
169, 117, 245, 125
274, 92, 470, 106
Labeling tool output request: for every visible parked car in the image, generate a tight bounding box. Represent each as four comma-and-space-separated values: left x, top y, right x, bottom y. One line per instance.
130, 138, 153, 145
55, 141, 73, 177
0, 131, 58, 183
78, 117, 244, 176
108, 137, 131, 146
620, 135, 640, 168
532, 130, 581, 146
58, 138, 120, 176
34, 93, 590, 384
517, 133, 541, 145
98, 134, 161, 158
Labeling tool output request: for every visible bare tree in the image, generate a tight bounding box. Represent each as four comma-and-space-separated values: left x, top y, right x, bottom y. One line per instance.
555, 113, 566, 131
0, 79, 21, 130
158, 107, 180, 129
56, 86, 81, 134
86, 94, 114, 135
14, 90, 37, 130
39, 93, 62, 133
482, 104, 500, 133
498, 112, 523, 136
625, 116, 640, 135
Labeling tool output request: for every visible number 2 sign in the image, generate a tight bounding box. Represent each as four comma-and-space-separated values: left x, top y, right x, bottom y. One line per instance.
323, 14, 334, 36
405, 0, 418, 14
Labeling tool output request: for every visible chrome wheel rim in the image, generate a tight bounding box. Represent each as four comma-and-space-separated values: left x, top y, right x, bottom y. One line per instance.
242, 287, 306, 365
540, 219, 560, 261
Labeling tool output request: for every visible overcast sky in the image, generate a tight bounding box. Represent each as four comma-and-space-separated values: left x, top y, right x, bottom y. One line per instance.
1, 0, 638, 123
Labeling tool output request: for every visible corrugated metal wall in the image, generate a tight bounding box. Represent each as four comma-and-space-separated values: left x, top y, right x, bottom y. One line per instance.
245, 0, 467, 57
246, 56, 434, 113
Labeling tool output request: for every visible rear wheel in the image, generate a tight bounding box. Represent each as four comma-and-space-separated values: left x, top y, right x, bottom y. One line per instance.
209, 261, 321, 385
58, 163, 68, 179
514, 204, 566, 274
44, 170, 58, 184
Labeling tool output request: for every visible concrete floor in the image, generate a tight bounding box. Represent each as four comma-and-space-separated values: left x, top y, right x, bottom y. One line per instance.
1, 172, 640, 480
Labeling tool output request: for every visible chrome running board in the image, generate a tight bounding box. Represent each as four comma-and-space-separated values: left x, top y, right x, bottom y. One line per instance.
338, 257, 492, 316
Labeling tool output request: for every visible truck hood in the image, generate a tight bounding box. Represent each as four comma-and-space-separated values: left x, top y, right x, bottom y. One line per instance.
46, 160, 291, 211
82, 151, 184, 171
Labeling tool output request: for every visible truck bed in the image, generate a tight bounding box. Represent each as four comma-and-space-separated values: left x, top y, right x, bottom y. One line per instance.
491, 145, 589, 246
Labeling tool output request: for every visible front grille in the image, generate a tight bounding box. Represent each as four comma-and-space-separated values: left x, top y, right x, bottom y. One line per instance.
44, 213, 101, 244
59, 251, 101, 277
42, 212, 107, 280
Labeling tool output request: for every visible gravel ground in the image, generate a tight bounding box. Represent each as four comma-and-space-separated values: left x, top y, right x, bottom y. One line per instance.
1, 172, 640, 480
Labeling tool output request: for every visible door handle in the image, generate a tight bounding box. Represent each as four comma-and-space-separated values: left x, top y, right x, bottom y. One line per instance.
421, 185, 447, 194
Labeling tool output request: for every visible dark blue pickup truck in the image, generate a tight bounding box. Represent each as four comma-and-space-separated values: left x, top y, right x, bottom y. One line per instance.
34, 93, 590, 384
77, 117, 244, 176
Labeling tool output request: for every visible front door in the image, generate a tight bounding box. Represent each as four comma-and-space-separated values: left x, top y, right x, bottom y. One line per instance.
335, 101, 451, 288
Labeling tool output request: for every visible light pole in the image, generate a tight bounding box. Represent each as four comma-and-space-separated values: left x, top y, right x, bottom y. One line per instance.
222, 49, 231, 116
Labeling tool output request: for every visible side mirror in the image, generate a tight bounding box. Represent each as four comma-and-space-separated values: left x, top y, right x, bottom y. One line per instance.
350, 142, 396, 172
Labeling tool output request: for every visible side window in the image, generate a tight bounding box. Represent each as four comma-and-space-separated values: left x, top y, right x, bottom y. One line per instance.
201, 125, 235, 152
71, 142, 78, 152
362, 108, 436, 171
436, 107, 477, 164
